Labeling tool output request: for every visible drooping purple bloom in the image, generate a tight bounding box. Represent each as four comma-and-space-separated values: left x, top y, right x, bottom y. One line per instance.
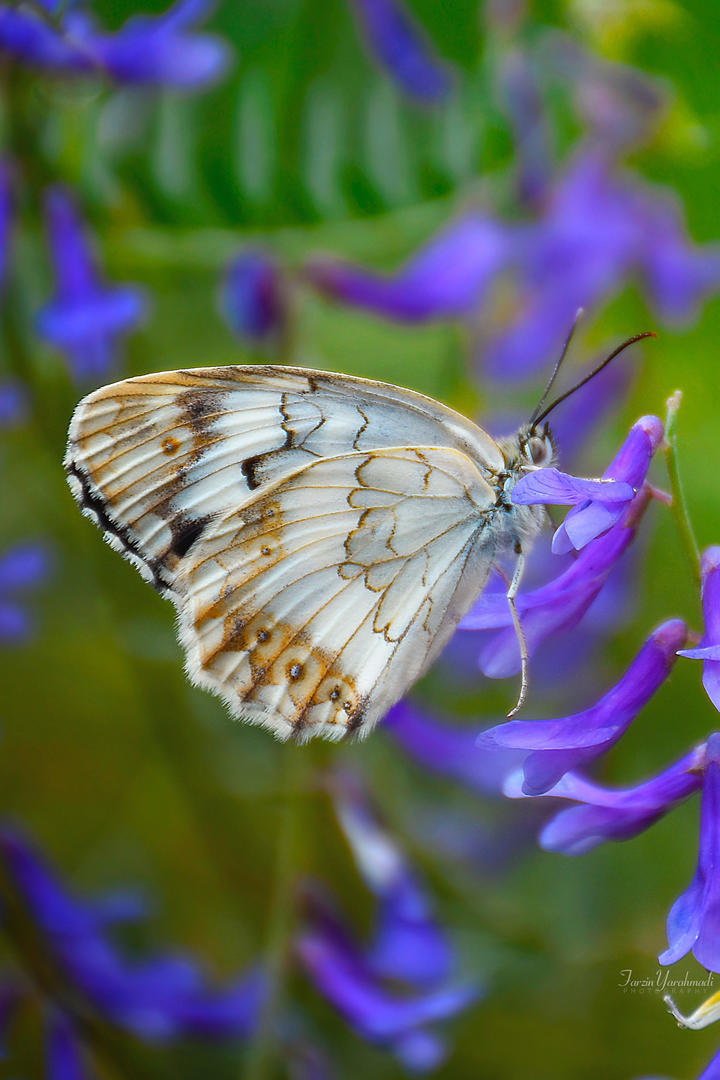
221, 250, 288, 346
503, 745, 704, 855
0, 6, 94, 76
0, 543, 51, 644
297, 887, 479, 1073
303, 147, 720, 381
479, 619, 687, 795
46, 1012, 89, 1080
305, 215, 510, 322
347, 0, 453, 104
512, 414, 664, 553
86, 0, 230, 89
460, 498, 646, 678
0, 826, 265, 1046
678, 547, 720, 712
659, 734, 720, 971
482, 150, 720, 379
0, 0, 229, 89
331, 770, 452, 985
383, 701, 525, 797
36, 187, 146, 381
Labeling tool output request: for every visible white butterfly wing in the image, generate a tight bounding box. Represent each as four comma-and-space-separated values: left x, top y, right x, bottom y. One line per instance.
64, 366, 504, 597
177, 447, 497, 741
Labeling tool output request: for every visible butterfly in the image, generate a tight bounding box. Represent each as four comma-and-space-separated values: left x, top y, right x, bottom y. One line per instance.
64, 333, 649, 743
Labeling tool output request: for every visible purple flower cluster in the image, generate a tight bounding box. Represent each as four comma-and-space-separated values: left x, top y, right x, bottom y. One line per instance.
0, 0, 230, 89
298, 773, 479, 1071
303, 148, 720, 380
0, 543, 51, 644
0, 826, 265, 1067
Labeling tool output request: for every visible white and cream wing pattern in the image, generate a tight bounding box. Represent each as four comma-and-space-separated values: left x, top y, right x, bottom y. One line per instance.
64, 365, 504, 599
177, 446, 497, 741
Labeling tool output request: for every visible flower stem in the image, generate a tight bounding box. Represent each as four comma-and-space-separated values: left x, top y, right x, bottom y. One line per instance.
664, 390, 701, 588
243, 744, 304, 1080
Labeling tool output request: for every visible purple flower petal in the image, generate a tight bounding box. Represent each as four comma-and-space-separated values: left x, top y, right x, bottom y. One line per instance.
383, 701, 525, 796
0, 7, 94, 74
331, 770, 452, 986
503, 746, 704, 855
305, 215, 510, 322
659, 734, 720, 971
46, 1012, 89, 1080
677, 547, 720, 712
511, 468, 634, 507
347, 0, 453, 104
221, 250, 287, 344
89, 0, 230, 89
37, 187, 146, 381
480, 619, 686, 795
0, 379, 29, 428
461, 509, 640, 678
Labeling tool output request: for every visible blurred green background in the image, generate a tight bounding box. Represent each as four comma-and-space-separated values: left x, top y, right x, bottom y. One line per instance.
2, 0, 720, 1076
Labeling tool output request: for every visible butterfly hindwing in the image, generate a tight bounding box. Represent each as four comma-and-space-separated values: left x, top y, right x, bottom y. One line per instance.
64, 366, 504, 599
177, 446, 497, 741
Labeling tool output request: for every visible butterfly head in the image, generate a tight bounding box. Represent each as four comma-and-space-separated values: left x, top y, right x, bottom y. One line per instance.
519, 422, 556, 471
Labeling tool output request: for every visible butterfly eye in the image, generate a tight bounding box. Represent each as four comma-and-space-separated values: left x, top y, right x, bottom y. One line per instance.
524, 434, 554, 467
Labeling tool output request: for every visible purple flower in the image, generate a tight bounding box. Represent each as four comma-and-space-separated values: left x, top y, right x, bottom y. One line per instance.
305, 215, 510, 322
483, 150, 720, 379
678, 547, 720, 712
479, 619, 687, 795
460, 500, 646, 678
221, 250, 288, 345
512, 414, 664, 553
331, 770, 452, 985
87, 0, 230, 89
297, 888, 478, 1072
347, 0, 453, 104
659, 734, 720, 970
47, 1012, 89, 1080
0, 543, 51, 644
305, 148, 720, 378
383, 701, 525, 796
0, 825, 265, 1051
499, 49, 551, 209
0, 6, 94, 75
36, 187, 146, 381
0, 0, 229, 89
503, 745, 704, 855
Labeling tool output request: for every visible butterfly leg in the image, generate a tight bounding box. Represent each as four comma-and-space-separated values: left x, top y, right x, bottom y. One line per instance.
506, 547, 529, 719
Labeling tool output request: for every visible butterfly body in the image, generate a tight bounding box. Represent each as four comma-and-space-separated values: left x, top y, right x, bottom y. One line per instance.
65, 365, 553, 741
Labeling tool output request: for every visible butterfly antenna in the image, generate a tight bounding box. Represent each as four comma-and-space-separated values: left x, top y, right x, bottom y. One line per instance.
529, 307, 584, 427
533, 330, 657, 427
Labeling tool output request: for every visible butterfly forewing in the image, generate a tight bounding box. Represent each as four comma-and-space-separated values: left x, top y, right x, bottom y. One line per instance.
177, 447, 497, 741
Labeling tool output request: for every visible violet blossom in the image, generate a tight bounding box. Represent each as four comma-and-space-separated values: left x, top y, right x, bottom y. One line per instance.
659, 734, 720, 971
35, 187, 146, 382
512, 414, 664, 553
503, 745, 704, 855
0, 0, 229, 89
0, 380, 28, 430
678, 547, 720, 712
298, 775, 480, 1070
460, 499, 646, 678
479, 618, 687, 796
0, 825, 265, 1063
304, 149, 720, 380
221, 250, 288, 346
0, 543, 51, 644
346, 0, 453, 104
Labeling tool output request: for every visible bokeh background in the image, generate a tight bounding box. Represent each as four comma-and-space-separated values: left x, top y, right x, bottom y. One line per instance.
2, 0, 720, 1076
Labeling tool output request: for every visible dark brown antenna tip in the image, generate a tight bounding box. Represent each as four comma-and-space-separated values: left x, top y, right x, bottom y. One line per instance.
533, 330, 657, 427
